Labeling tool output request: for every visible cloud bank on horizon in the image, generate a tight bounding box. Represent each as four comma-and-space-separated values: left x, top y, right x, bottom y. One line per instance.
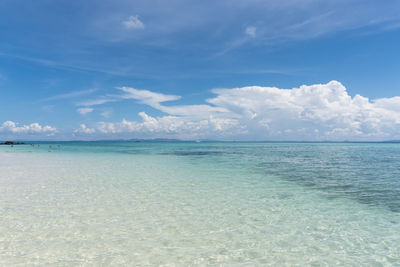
3, 81, 400, 141
0, 121, 57, 136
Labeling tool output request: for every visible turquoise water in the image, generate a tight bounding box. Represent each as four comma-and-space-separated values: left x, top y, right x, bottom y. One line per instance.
1, 142, 400, 265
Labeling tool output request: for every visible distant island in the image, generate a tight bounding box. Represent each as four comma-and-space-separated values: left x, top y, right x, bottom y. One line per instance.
0, 141, 25, 145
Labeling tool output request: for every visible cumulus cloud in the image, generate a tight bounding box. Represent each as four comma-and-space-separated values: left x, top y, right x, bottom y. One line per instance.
245, 26, 256, 37
0, 121, 57, 135
74, 124, 96, 134
77, 107, 94, 115
205, 81, 400, 140
122, 15, 144, 29
89, 81, 400, 141
96, 112, 241, 139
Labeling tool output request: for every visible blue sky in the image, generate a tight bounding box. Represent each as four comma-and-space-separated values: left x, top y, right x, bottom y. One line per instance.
1, 0, 400, 140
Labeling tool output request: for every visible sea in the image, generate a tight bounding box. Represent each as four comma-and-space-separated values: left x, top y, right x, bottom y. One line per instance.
1, 141, 399, 265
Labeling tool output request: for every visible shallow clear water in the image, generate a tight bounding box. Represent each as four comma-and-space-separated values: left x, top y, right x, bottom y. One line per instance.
1, 142, 400, 265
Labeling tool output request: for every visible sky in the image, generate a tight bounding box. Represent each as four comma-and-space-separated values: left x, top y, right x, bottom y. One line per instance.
1, 0, 400, 141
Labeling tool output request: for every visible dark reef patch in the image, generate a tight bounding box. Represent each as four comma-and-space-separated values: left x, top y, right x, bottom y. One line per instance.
0, 141, 26, 145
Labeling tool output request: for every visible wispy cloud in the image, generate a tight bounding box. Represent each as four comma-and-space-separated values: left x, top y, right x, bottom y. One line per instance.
117, 86, 181, 107
76, 97, 118, 107
75, 87, 182, 115
42, 105, 54, 112
245, 26, 256, 38
122, 15, 145, 30
43, 88, 97, 101
0, 52, 159, 78
100, 109, 113, 118
77, 107, 94, 115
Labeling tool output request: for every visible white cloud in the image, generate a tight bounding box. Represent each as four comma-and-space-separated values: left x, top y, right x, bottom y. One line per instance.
76, 87, 179, 108
42, 105, 54, 112
118, 86, 181, 106
245, 26, 256, 37
122, 15, 144, 30
74, 124, 96, 134
0, 121, 57, 135
5, 81, 399, 141
206, 81, 400, 140
96, 112, 242, 139
77, 97, 117, 107
117, 86, 228, 118
77, 107, 94, 115
43, 88, 97, 101
100, 109, 112, 118
89, 81, 400, 141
